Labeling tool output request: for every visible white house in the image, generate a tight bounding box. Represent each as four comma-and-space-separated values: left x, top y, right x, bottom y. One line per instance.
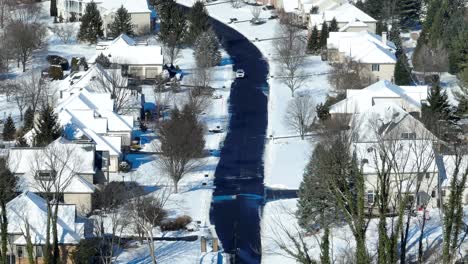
279, 0, 346, 25
329, 80, 428, 117
56, 0, 153, 35
90, 34, 163, 80
9, 139, 96, 214
5, 192, 85, 263
437, 155, 468, 206
351, 103, 440, 211
56, 89, 134, 176
327, 31, 397, 82
308, 3, 377, 33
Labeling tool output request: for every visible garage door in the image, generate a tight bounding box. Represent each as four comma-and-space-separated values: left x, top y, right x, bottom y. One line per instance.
145, 68, 159, 79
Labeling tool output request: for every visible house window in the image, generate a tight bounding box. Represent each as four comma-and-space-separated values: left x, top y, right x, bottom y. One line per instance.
35, 170, 56, 181
371, 64, 380, 71
431, 190, 436, 198
442, 190, 446, 197
17, 246, 25, 258
362, 158, 369, 164
367, 190, 374, 205
425, 172, 431, 179
401, 132, 416, 139
36, 246, 44, 258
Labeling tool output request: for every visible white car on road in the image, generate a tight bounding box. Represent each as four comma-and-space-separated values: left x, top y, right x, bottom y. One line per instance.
236, 69, 245, 78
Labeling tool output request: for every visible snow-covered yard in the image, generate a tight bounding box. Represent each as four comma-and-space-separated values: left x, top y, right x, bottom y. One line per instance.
262, 199, 468, 263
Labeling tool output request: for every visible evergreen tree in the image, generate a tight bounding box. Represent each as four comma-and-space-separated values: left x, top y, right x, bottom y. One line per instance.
355, 0, 365, 10
307, 25, 319, 54
364, 0, 383, 19
319, 22, 329, 49
320, 227, 331, 264
187, 1, 210, 44
50, 0, 57, 17
109, 5, 134, 37
397, 0, 422, 29
78, 2, 104, 43
158, 0, 187, 44
2, 116, 15, 141
95, 53, 111, 68
194, 29, 222, 68
394, 51, 412, 85
0, 158, 17, 264
315, 102, 330, 121
329, 17, 338, 32
34, 105, 62, 147
376, 21, 385, 36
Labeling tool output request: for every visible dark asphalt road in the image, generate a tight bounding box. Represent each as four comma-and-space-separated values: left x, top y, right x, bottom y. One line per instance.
209, 17, 269, 264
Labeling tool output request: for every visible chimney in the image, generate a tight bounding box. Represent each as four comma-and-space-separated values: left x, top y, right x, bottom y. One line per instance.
382, 32, 387, 46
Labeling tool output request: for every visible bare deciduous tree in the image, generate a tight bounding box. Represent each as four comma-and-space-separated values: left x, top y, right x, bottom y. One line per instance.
0, 0, 13, 28
20, 70, 48, 113
5, 20, 46, 72
153, 106, 205, 193
413, 41, 449, 75
274, 18, 308, 97
231, 0, 242, 8
24, 143, 83, 264
191, 66, 213, 93
328, 58, 372, 94
184, 89, 211, 116
285, 94, 315, 139
126, 190, 169, 264
92, 66, 135, 114
251, 6, 261, 21
50, 23, 76, 44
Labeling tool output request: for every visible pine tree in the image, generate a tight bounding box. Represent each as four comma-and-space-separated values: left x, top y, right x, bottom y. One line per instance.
355, 0, 365, 11
194, 29, 221, 68
376, 21, 385, 36
397, 0, 422, 29
50, 0, 57, 17
329, 17, 338, 32
394, 51, 412, 85
364, 0, 383, 20
187, 1, 210, 44
307, 25, 319, 54
23, 107, 34, 132
319, 22, 329, 49
95, 53, 111, 68
320, 226, 331, 264
109, 5, 134, 38
78, 2, 104, 43
2, 116, 15, 141
34, 105, 62, 147
158, 0, 187, 45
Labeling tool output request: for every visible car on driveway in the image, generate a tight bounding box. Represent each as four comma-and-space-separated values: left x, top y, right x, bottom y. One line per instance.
236, 69, 245, 78
209, 126, 224, 133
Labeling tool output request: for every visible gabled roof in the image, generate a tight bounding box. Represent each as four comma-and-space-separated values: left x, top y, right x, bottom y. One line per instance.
438, 155, 468, 188
8, 139, 96, 194
330, 80, 428, 114
6, 192, 84, 245
90, 34, 163, 66
309, 3, 376, 28
339, 20, 369, 31
327, 31, 396, 64
351, 102, 435, 142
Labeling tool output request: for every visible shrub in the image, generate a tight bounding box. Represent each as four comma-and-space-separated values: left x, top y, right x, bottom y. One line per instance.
161, 215, 192, 231
48, 65, 64, 80
118, 160, 132, 172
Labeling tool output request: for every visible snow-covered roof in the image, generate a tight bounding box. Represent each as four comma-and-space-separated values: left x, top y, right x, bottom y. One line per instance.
8, 139, 96, 194
327, 31, 397, 64
339, 20, 369, 31
330, 80, 428, 114
351, 102, 435, 142
90, 34, 163, 66
6, 192, 84, 245
438, 155, 468, 188
77, 0, 151, 14
283, 0, 299, 13
309, 3, 375, 28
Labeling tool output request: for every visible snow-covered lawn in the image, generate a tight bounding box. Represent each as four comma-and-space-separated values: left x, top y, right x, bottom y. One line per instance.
262, 199, 468, 263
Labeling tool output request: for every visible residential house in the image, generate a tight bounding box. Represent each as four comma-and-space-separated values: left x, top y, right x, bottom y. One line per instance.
351, 103, 440, 212
58, 64, 142, 119
327, 31, 397, 82
5, 192, 86, 264
277, 0, 345, 25
329, 80, 428, 118
308, 3, 377, 33
56, 89, 134, 177
9, 139, 96, 214
56, 0, 154, 35
90, 34, 164, 80
436, 155, 468, 206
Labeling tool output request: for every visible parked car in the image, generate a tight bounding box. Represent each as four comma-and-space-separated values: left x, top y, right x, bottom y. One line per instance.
209, 126, 224, 133
236, 69, 245, 78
